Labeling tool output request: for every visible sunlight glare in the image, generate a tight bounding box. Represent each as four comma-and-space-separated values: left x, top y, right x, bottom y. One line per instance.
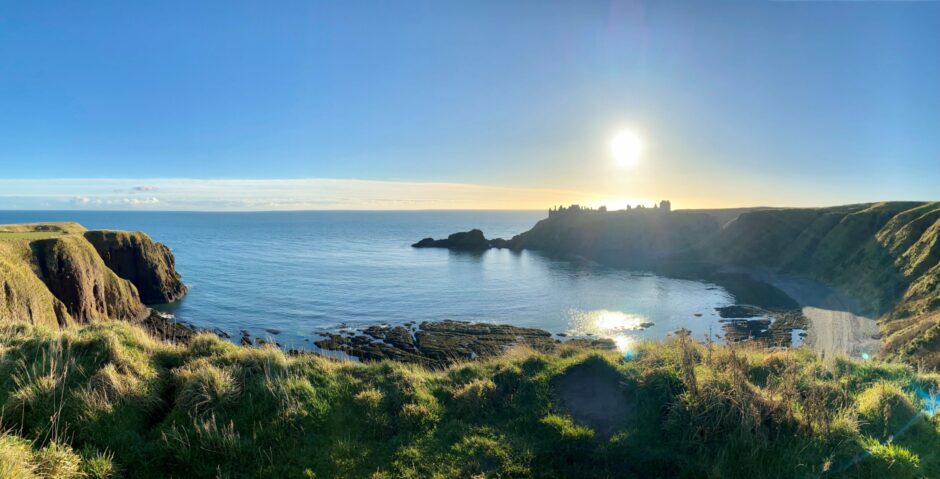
567, 309, 651, 355
610, 129, 642, 168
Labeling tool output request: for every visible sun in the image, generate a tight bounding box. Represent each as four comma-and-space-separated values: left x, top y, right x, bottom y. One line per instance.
610, 129, 642, 168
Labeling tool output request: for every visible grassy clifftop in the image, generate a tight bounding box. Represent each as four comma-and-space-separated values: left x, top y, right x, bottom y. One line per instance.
0, 320, 938, 478
0, 223, 186, 327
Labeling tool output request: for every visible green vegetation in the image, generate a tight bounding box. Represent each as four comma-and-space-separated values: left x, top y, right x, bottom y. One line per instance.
0, 239, 71, 328
0, 222, 186, 328
706, 202, 940, 368
0, 232, 64, 241
0, 321, 939, 478
0, 223, 87, 237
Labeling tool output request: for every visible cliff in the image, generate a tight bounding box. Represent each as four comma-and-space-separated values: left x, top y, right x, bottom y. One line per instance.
84, 230, 187, 303
32, 235, 146, 322
0, 239, 72, 327
705, 202, 927, 314
0, 222, 186, 326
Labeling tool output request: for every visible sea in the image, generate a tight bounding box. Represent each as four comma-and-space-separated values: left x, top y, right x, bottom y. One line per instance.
0, 210, 742, 351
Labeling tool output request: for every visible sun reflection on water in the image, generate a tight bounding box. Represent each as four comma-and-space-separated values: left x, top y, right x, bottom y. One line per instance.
567, 309, 651, 356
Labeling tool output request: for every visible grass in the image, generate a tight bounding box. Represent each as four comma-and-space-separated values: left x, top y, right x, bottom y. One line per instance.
0, 232, 64, 241
0, 240, 70, 328
0, 321, 937, 477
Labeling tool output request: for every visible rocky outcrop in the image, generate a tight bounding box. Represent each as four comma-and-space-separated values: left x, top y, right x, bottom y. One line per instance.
84, 230, 187, 304
314, 320, 615, 367
32, 236, 146, 323
412, 229, 500, 250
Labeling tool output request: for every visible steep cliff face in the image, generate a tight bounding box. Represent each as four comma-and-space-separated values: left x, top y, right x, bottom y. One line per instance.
84, 230, 187, 303
0, 240, 72, 327
708, 202, 940, 317
32, 236, 146, 323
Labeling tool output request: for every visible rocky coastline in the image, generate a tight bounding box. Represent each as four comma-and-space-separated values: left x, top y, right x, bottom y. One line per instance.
313, 320, 615, 367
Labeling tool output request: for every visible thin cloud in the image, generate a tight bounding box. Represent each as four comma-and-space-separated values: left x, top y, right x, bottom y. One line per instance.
0, 178, 604, 211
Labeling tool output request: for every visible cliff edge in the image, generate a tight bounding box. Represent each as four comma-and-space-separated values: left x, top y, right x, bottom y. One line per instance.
0, 222, 186, 327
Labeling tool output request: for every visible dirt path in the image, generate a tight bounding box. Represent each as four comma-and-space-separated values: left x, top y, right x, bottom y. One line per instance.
551, 361, 632, 439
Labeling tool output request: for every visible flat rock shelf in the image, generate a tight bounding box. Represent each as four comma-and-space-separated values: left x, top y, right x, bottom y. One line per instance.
314, 320, 616, 367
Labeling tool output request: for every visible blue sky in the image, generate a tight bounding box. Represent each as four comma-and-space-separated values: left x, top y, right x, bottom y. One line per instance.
0, 0, 937, 210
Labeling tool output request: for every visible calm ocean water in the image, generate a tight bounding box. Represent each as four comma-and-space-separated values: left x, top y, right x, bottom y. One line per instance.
0, 211, 735, 350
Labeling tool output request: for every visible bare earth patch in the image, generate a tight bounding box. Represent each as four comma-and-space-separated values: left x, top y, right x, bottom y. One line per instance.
552, 360, 632, 439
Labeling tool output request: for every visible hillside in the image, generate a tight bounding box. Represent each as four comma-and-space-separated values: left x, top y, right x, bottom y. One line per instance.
0, 320, 938, 478
0, 223, 186, 327
705, 202, 940, 367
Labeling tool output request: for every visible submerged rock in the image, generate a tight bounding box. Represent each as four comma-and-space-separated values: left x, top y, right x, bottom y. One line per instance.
715, 305, 766, 318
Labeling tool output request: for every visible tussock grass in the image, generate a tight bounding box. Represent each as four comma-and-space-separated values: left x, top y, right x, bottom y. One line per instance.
0, 321, 939, 477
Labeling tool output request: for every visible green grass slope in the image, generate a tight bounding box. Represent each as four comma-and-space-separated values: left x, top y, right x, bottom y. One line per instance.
707, 202, 940, 367
0, 240, 72, 327
0, 321, 939, 478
